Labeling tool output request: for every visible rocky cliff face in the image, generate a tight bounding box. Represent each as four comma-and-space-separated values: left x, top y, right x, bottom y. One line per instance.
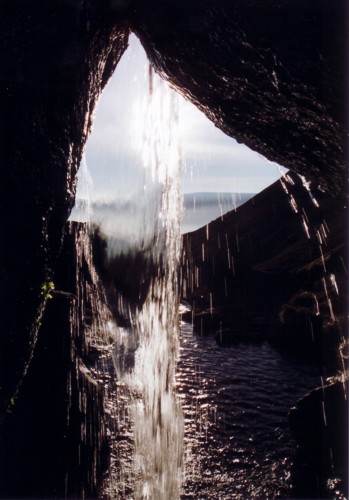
0, 1, 129, 420
132, 0, 347, 193
0, 4, 129, 495
1, 223, 111, 498
1, 0, 346, 417
181, 172, 347, 348
180, 171, 348, 497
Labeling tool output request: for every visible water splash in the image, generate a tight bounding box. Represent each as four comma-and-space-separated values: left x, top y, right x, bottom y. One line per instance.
132, 66, 183, 499
68, 34, 184, 498
101, 59, 184, 498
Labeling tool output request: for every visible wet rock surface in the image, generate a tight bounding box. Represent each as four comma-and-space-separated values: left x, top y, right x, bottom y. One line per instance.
289, 379, 348, 497
181, 172, 347, 355
0, 0, 346, 413
0, 223, 110, 498
181, 171, 348, 494
132, 0, 348, 194
0, 1, 129, 422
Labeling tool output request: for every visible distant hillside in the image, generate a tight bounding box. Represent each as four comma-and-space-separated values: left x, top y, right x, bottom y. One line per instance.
71, 192, 255, 238
181, 173, 347, 359
182, 192, 254, 233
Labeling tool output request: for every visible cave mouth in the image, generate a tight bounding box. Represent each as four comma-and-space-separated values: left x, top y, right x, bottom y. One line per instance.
71, 33, 287, 249
68, 32, 348, 500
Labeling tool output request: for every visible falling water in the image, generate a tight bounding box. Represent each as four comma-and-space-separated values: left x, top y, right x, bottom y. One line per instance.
68, 34, 184, 498
69, 155, 93, 223
130, 66, 184, 499
177, 165, 346, 497
279, 171, 342, 333
97, 59, 184, 498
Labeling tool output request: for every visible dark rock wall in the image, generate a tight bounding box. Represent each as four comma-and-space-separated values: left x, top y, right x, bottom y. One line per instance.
132, 0, 348, 193
0, 2, 129, 419
289, 380, 348, 497
0, 223, 109, 498
1, 0, 346, 418
182, 171, 348, 362
181, 165, 348, 495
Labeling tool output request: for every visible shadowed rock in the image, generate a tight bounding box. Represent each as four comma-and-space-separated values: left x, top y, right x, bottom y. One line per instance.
132, 0, 348, 193
289, 379, 348, 497
181, 172, 347, 363
1, 0, 347, 418
181, 171, 348, 495
0, 223, 110, 498
0, 1, 129, 420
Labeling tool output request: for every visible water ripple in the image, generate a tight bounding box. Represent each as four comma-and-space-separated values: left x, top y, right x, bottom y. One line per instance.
177, 321, 321, 498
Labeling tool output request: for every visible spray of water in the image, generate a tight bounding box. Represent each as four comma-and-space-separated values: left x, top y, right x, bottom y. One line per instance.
68, 33, 185, 498
106, 60, 184, 498
130, 65, 184, 499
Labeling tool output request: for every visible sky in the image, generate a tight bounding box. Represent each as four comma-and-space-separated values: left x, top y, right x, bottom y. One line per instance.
79, 33, 285, 205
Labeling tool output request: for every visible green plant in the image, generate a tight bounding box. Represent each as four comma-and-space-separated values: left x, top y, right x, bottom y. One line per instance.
40, 280, 55, 300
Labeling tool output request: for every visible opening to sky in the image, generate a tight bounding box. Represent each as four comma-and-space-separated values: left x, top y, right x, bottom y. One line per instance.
71, 33, 286, 238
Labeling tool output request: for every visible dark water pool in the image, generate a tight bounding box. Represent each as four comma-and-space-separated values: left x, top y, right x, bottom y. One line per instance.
177, 321, 322, 499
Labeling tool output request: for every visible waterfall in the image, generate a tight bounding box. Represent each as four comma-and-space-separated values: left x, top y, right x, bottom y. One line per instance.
118, 65, 183, 499
68, 33, 184, 498
81, 44, 184, 497
68, 32, 347, 496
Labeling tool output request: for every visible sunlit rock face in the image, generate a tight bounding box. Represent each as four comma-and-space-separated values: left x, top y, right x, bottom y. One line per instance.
0, 2, 129, 418
132, 0, 347, 194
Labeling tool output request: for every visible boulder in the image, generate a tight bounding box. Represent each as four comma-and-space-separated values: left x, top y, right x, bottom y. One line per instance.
289, 379, 348, 497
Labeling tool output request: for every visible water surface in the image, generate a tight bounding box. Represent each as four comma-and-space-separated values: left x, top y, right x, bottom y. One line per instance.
177, 321, 321, 498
